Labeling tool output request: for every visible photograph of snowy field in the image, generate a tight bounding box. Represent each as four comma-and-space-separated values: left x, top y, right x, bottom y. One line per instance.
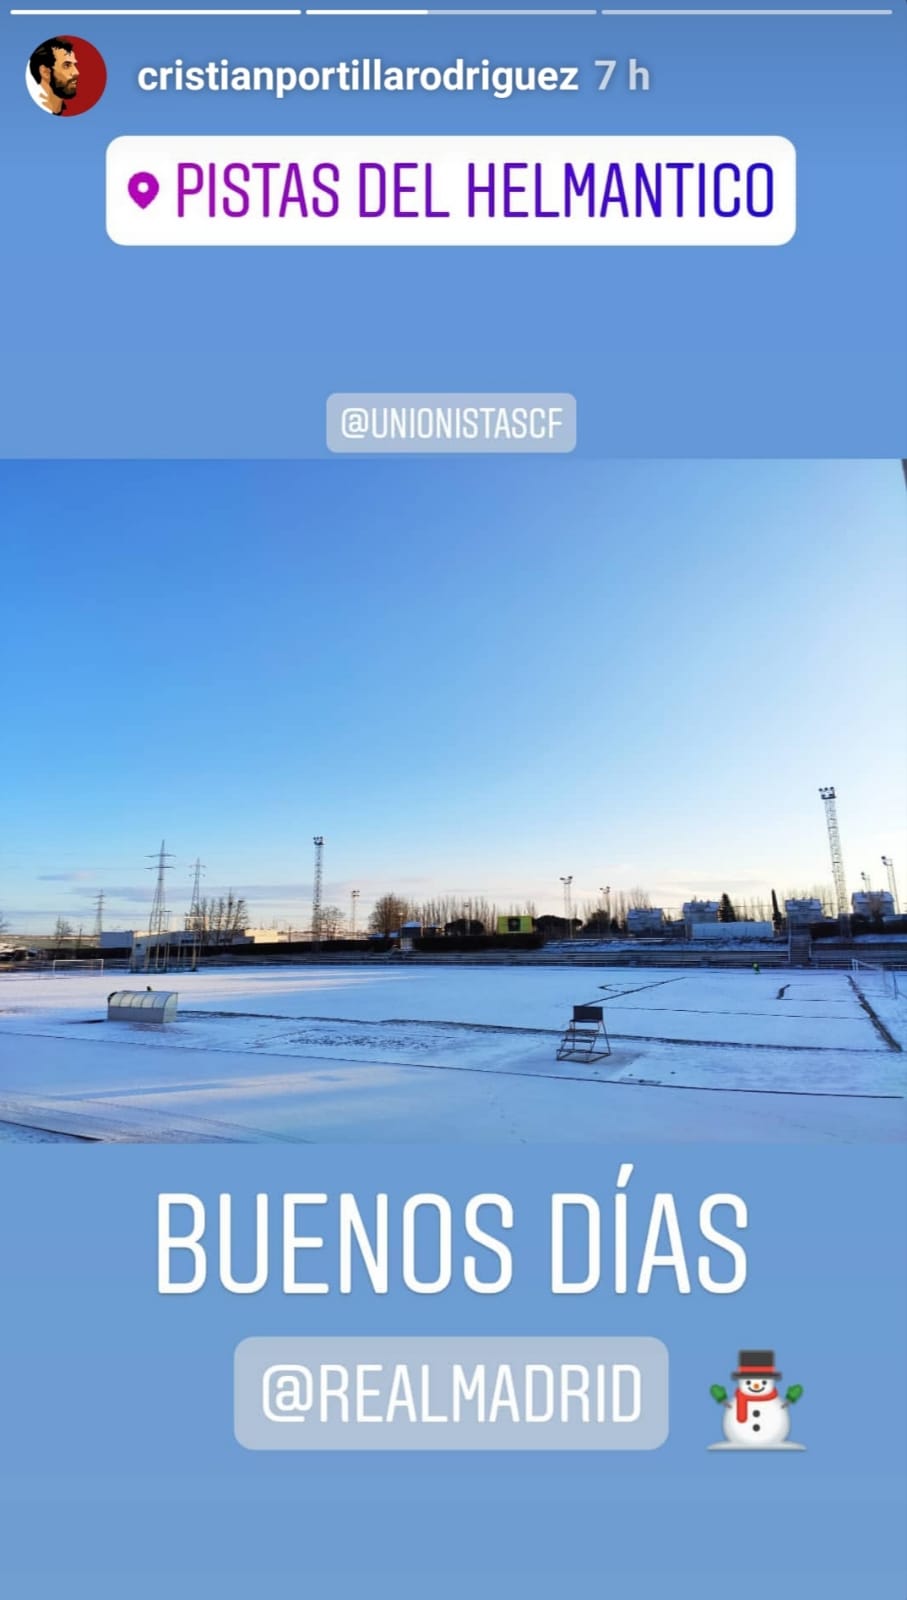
1, 964, 904, 1144
3, 461, 905, 1147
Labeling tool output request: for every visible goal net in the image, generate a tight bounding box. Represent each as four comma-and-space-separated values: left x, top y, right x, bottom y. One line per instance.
51, 958, 105, 975
851, 959, 899, 1001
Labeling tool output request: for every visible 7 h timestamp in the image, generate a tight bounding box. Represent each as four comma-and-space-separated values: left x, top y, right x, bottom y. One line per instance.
596, 60, 652, 92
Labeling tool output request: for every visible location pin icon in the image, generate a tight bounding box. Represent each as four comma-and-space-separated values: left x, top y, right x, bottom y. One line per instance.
128, 171, 159, 210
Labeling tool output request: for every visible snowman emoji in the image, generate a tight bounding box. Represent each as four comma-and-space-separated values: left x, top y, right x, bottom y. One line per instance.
708, 1349, 805, 1450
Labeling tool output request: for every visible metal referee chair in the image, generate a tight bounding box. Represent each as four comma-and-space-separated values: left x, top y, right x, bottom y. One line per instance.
556, 1003, 612, 1062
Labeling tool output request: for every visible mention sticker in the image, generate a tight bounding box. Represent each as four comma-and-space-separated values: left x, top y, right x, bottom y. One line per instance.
234, 1336, 669, 1450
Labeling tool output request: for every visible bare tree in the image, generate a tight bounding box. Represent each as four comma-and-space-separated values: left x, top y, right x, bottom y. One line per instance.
54, 917, 74, 942
368, 894, 412, 935
580, 900, 613, 936
417, 896, 456, 929
189, 892, 249, 945
320, 906, 346, 939
225, 892, 249, 937
468, 896, 496, 933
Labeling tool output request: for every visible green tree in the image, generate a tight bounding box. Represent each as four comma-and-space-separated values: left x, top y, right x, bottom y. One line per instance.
717, 893, 737, 923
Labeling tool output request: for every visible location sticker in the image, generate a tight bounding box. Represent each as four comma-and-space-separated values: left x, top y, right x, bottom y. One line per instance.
128, 171, 159, 209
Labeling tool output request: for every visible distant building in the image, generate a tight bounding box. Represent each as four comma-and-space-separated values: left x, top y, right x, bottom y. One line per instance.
131, 930, 197, 961
682, 900, 720, 934
851, 891, 896, 920
627, 908, 665, 936
100, 929, 148, 950
0, 944, 41, 963
691, 921, 775, 942
101, 926, 282, 954
784, 899, 824, 927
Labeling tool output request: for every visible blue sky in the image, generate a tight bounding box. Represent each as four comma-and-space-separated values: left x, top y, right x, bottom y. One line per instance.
1, 459, 904, 933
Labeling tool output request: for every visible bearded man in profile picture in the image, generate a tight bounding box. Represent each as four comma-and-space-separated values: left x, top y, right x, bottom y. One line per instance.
29, 38, 80, 115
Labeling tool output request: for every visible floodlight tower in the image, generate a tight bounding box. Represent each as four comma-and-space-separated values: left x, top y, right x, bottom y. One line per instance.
312, 836, 324, 945
93, 892, 104, 942
861, 872, 872, 893
560, 875, 574, 939
147, 840, 174, 972
818, 787, 848, 918
350, 887, 360, 937
881, 856, 900, 914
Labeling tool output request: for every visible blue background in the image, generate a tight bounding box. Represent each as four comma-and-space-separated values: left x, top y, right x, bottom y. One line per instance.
0, 1144, 905, 1597
2, 7, 905, 1591
1, 1, 906, 456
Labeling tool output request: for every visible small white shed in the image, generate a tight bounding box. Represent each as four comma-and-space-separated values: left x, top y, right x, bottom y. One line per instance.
107, 989, 178, 1024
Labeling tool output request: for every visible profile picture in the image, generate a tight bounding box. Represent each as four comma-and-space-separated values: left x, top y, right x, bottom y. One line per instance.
26, 36, 107, 117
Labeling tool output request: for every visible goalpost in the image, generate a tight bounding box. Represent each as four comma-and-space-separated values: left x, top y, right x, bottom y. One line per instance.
851, 959, 900, 1001
50, 958, 105, 975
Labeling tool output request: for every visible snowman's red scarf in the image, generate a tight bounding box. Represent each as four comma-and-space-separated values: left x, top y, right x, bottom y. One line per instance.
736, 1387, 778, 1422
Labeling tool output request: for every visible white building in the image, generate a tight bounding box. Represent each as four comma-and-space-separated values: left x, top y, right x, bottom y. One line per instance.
851, 891, 896, 920
100, 929, 148, 950
691, 921, 775, 942
627, 908, 665, 935
101, 926, 282, 951
682, 900, 720, 933
785, 899, 824, 926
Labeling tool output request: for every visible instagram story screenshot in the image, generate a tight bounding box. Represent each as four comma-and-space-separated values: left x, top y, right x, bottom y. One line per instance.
0, 4, 905, 1598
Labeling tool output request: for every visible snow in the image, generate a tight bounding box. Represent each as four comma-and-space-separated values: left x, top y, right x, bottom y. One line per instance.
0, 963, 903, 1143
707, 1441, 806, 1451
0, 1118, 83, 1144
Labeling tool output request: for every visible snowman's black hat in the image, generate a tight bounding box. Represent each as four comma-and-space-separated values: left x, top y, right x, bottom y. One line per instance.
733, 1350, 781, 1379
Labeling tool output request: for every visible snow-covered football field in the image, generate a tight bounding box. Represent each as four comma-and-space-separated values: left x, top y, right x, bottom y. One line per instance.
0, 963, 904, 1143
